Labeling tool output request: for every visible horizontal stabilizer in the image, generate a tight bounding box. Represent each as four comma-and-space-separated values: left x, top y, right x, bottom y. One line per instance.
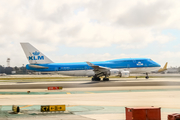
29, 65, 49, 69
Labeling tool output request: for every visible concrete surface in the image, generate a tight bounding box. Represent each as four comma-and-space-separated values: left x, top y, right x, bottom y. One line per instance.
1, 77, 180, 89
1, 77, 180, 120
1, 73, 180, 78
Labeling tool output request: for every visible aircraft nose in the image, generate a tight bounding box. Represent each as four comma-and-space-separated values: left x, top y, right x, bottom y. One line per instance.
154, 62, 161, 67
151, 60, 161, 67
157, 63, 161, 67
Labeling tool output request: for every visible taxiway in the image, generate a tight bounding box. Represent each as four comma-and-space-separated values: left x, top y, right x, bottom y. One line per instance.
0, 77, 180, 120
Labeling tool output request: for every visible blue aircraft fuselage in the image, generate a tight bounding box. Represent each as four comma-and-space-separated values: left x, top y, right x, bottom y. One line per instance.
26, 58, 160, 72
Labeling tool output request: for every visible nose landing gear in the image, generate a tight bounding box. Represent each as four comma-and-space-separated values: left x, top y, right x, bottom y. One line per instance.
145, 73, 149, 79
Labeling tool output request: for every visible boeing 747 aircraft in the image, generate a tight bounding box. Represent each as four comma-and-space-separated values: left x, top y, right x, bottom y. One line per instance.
21, 43, 163, 81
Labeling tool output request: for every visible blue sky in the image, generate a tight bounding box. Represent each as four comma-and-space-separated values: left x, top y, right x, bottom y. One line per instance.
0, 0, 180, 67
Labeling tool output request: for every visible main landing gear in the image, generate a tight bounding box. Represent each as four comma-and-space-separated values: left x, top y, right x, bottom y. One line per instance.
92, 76, 101, 81
103, 78, 109, 81
145, 73, 149, 79
92, 76, 109, 81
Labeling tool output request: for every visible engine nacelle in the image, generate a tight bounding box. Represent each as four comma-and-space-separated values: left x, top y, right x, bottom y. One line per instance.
109, 69, 120, 76
108, 69, 130, 77
120, 71, 130, 77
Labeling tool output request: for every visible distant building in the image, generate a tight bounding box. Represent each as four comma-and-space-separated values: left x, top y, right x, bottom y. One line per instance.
4, 67, 13, 74
0, 65, 28, 75
0, 65, 5, 73
166, 68, 179, 73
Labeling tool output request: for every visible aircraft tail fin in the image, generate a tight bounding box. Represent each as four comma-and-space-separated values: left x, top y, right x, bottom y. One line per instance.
158, 62, 168, 72
163, 62, 168, 70
20, 43, 53, 64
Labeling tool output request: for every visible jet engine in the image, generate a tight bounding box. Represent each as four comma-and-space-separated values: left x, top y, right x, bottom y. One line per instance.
108, 69, 130, 77
120, 71, 130, 77
109, 69, 121, 76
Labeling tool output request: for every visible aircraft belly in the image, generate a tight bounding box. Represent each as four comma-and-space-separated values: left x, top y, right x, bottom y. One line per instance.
58, 71, 75, 76
74, 70, 86, 76
129, 67, 160, 73
58, 70, 94, 76
44, 67, 160, 76
85, 71, 95, 76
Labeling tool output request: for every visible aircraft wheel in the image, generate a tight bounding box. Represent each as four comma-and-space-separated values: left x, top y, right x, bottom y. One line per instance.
92, 77, 101, 81
145, 76, 149, 79
96, 77, 101, 81
103, 78, 109, 81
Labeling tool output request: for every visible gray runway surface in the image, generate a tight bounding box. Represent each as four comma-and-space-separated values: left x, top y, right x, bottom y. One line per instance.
1, 78, 180, 89
1, 77, 180, 120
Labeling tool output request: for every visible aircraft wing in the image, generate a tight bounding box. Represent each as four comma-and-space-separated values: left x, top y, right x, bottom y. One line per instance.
86, 62, 110, 77
86, 62, 109, 70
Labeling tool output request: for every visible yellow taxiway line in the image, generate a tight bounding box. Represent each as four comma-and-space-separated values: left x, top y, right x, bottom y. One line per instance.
20, 105, 33, 109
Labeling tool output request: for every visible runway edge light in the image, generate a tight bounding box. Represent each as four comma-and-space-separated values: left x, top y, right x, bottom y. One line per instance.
12, 105, 20, 114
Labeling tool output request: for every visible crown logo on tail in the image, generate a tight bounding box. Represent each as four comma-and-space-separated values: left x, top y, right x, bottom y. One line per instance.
32, 51, 40, 56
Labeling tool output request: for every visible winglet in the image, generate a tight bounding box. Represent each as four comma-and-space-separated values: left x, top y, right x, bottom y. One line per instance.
158, 62, 168, 72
